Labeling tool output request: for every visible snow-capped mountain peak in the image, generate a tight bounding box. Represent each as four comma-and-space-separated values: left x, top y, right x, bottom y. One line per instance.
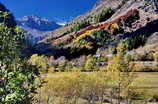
16, 15, 61, 31
16, 15, 62, 44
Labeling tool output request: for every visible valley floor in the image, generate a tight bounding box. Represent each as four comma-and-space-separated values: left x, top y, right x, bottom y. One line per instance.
34, 72, 158, 104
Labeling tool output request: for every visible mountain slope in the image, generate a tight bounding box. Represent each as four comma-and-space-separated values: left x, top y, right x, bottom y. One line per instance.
36, 0, 158, 60
41, 0, 125, 43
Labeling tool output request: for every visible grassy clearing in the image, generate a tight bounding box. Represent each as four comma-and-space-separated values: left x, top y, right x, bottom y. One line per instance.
132, 72, 158, 97
42, 72, 158, 87
134, 72, 158, 88
33, 72, 158, 104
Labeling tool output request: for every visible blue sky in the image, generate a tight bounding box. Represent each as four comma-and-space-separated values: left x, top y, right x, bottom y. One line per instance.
1, 0, 96, 21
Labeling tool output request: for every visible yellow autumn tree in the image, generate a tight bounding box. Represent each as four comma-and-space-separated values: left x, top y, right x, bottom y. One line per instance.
84, 55, 99, 71
106, 42, 135, 103
29, 54, 48, 73
153, 51, 158, 62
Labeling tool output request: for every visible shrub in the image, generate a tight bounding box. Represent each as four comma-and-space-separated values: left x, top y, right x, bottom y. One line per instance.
74, 29, 96, 43
80, 42, 93, 49
94, 8, 114, 23
153, 51, 158, 62
130, 62, 158, 72
106, 43, 136, 102
84, 55, 99, 71
109, 23, 120, 35
0, 59, 39, 104
56, 42, 65, 48
116, 42, 128, 54
70, 20, 90, 33
92, 30, 109, 45
123, 34, 146, 50
29, 54, 48, 73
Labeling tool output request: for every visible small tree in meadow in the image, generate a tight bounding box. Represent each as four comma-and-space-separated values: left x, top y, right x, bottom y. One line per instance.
153, 51, 158, 62
106, 42, 135, 104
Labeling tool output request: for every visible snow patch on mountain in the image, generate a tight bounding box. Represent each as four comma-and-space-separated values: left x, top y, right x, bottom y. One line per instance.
56, 21, 67, 26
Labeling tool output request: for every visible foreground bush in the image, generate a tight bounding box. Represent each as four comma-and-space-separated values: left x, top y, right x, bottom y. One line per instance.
0, 6, 39, 104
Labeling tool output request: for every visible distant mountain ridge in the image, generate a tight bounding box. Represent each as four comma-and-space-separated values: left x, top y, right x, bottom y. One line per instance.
16, 15, 61, 31
16, 15, 62, 44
